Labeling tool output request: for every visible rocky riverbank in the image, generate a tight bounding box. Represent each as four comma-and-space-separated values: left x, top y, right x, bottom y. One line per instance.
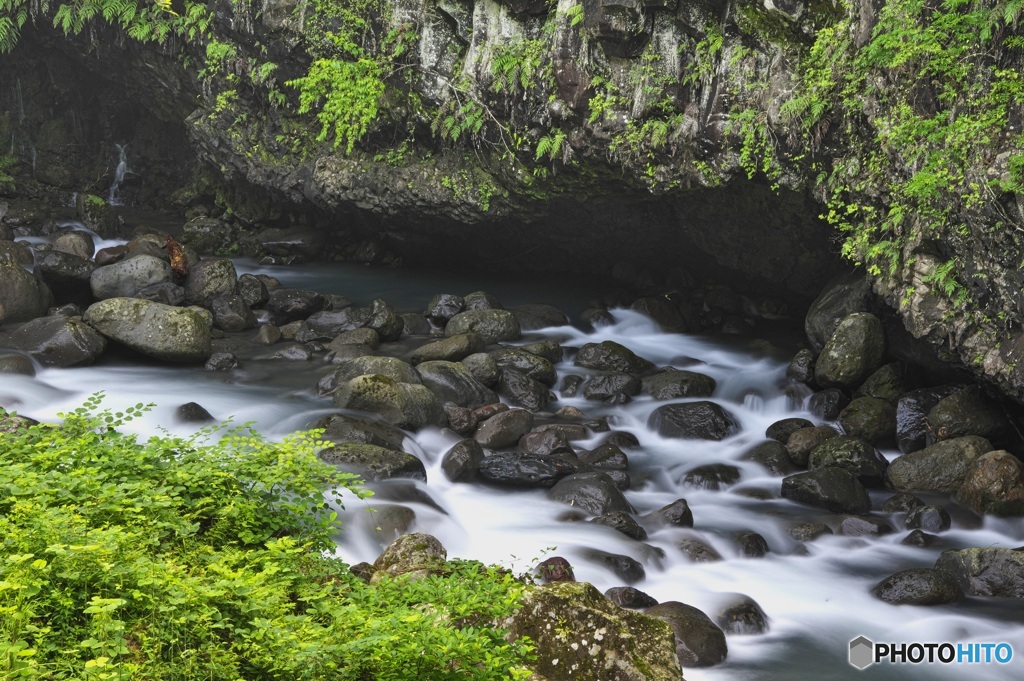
2, 210, 1024, 677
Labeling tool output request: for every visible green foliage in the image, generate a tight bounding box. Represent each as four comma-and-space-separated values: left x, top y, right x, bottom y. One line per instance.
491, 38, 549, 98
0, 395, 533, 680
535, 128, 566, 162
681, 22, 723, 87
287, 58, 385, 154
0, 153, 16, 183
563, 2, 584, 28
433, 98, 486, 143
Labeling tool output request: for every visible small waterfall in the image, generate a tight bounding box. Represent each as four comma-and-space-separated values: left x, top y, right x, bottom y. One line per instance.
108, 143, 129, 205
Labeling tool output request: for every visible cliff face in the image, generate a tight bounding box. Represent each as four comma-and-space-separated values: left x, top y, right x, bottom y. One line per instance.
2, 0, 1024, 400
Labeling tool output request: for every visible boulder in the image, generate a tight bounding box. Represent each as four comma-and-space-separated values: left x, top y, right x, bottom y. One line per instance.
934, 548, 1024, 597
364, 298, 404, 342
926, 385, 1009, 445
7, 316, 106, 367
807, 436, 889, 487
497, 368, 550, 410
579, 443, 628, 469
89, 255, 171, 300
519, 429, 575, 456
331, 356, 421, 385
475, 408, 534, 448
0, 263, 54, 324
896, 385, 961, 454
462, 352, 499, 385
838, 516, 893, 536
677, 537, 724, 563
734, 532, 770, 558
574, 340, 653, 374
372, 532, 446, 578
257, 225, 326, 262
319, 443, 426, 481
765, 418, 814, 444
713, 595, 769, 635
785, 425, 840, 466
580, 549, 645, 583
741, 440, 796, 476
210, 294, 256, 331
631, 296, 686, 331
237, 273, 269, 307
786, 349, 815, 383
184, 257, 237, 307
332, 375, 444, 429
605, 586, 658, 609
645, 601, 728, 668
648, 401, 740, 440
0, 240, 34, 266
855, 362, 906, 403
838, 396, 896, 446
682, 464, 741, 490
424, 293, 464, 323
440, 439, 485, 482
805, 272, 874, 352
300, 308, 367, 340
643, 499, 693, 528
781, 468, 871, 514
35, 250, 95, 306
502, 581, 683, 681
872, 568, 962, 605
886, 435, 992, 493
519, 339, 563, 363
477, 452, 579, 487
416, 360, 498, 408
83, 298, 211, 362
905, 505, 952, 532
591, 511, 647, 540
954, 450, 1024, 515
463, 291, 503, 310
409, 333, 484, 364
641, 369, 716, 399
490, 347, 556, 386
583, 372, 641, 401
547, 472, 634, 515
135, 282, 185, 306
814, 312, 886, 389
0, 353, 35, 375
265, 288, 327, 325
808, 388, 850, 420
509, 303, 569, 330
445, 309, 520, 344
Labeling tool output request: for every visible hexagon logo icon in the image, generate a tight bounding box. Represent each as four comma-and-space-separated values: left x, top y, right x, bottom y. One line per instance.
849, 636, 875, 670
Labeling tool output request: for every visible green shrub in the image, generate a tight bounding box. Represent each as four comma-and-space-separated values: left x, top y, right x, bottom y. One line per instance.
0, 395, 532, 679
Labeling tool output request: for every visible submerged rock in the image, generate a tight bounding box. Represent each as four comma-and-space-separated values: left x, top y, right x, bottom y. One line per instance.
648, 401, 740, 440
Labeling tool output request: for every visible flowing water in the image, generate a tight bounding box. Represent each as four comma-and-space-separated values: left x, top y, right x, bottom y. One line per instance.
3, 232, 1024, 680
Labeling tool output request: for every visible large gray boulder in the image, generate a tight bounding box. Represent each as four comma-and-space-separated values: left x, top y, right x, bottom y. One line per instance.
332, 374, 444, 429
409, 333, 484, 364
935, 548, 1024, 597
954, 450, 1024, 515
445, 309, 520, 344
574, 340, 653, 374
490, 347, 556, 386
645, 601, 728, 668
416, 360, 498, 409
781, 468, 871, 514
642, 369, 716, 399
475, 408, 534, 448
805, 272, 873, 352
364, 298, 404, 341
885, 436, 992, 493
331, 356, 421, 385
8, 316, 106, 367
90, 255, 171, 300
807, 436, 889, 487
648, 402, 740, 440
184, 257, 238, 307
872, 568, 962, 605
814, 312, 886, 388
318, 444, 426, 481
838, 396, 896, 446
547, 472, 634, 515
83, 298, 211, 362
36, 250, 96, 306
926, 386, 1010, 445
896, 385, 961, 453
477, 452, 580, 487
0, 264, 54, 325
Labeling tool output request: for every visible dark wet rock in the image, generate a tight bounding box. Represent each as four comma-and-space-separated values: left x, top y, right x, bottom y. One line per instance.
502, 581, 683, 680
896, 385, 961, 453
8, 315, 106, 367
519, 429, 575, 456
602, 469, 632, 490
268, 342, 312, 361
788, 522, 833, 542
265, 288, 327, 325
299, 308, 367, 341
583, 372, 641, 401
473, 403, 509, 421
901, 529, 936, 547
808, 388, 851, 421
445, 309, 520, 344
254, 324, 281, 345
648, 401, 739, 441
443, 403, 478, 434
872, 568, 962, 605
424, 293, 464, 323
548, 472, 633, 515
316, 413, 407, 449
416, 360, 498, 409
319, 443, 426, 481
475, 408, 534, 448
581, 549, 645, 583
591, 511, 647, 540
934, 548, 1024, 597
89, 255, 171, 301
714, 595, 769, 635
580, 443, 628, 469
237, 273, 269, 308
645, 499, 694, 528
125, 234, 168, 261
440, 438, 484, 482
682, 464, 741, 490
815, 313, 886, 389
510, 303, 569, 330
781, 468, 871, 514
176, 402, 215, 423
497, 368, 550, 411
491, 347, 556, 385
364, 298, 404, 342
838, 515, 893, 536
0, 240, 33, 266
574, 340, 653, 374
0, 353, 35, 375
135, 282, 185, 306
463, 291, 503, 310
519, 340, 563, 363
536, 556, 575, 583
955, 450, 1024, 516
605, 586, 658, 609
886, 435, 992, 493
255, 225, 325, 262
84, 298, 210, 362
331, 327, 380, 349
400, 313, 431, 336
603, 431, 640, 448
645, 601, 728, 668
462, 352, 499, 386
735, 532, 770, 558
838, 396, 896, 446
631, 296, 686, 331
184, 257, 237, 307
560, 374, 583, 397
805, 272, 874, 352
580, 308, 615, 328
785, 425, 841, 466
905, 505, 952, 532
808, 436, 889, 487
856, 363, 906, 403
927, 386, 1010, 445
372, 532, 446, 578
332, 375, 444, 429
94, 244, 128, 266
742, 440, 796, 476
331, 356, 421, 385
204, 352, 238, 371
881, 493, 925, 513
786, 349, 815, 383
35, 250, 95, 306
477, 452, 579, 487
209, 294, 256, 331
766, 418, 814, 444
677, 538, 724, 563
409, 333, 484, 364
641, 369, 716, 400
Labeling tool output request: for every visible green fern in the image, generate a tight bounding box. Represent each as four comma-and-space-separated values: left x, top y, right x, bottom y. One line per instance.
535, 128, 566, 162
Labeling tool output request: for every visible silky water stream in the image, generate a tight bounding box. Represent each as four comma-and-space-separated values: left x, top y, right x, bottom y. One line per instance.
2, 251, 1023, 680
